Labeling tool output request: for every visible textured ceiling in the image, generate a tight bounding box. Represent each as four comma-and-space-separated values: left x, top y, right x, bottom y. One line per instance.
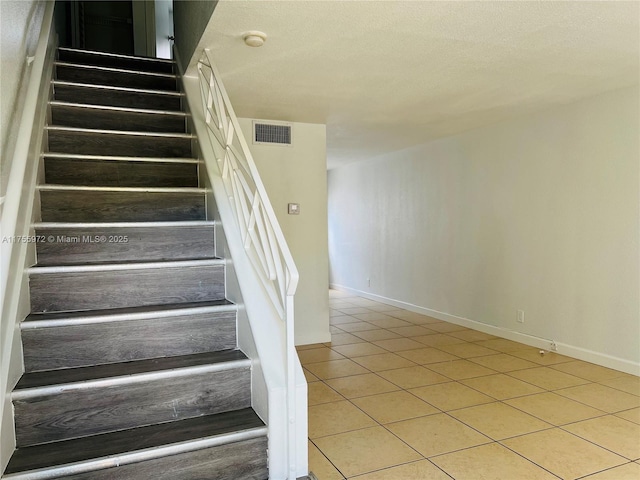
198, 1, 640, 168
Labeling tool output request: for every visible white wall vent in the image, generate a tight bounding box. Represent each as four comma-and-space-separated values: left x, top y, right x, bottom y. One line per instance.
253, 121, 292, 146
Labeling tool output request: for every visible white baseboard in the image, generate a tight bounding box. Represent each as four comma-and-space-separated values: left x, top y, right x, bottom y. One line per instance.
330, 283, 640, 376
296, 331, 331, 347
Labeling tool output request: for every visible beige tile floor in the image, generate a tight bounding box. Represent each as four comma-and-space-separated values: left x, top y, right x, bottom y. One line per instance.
302, 290, 640, 480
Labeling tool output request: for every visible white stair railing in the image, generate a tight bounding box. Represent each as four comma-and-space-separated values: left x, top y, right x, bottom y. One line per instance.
196, 49, 300, 479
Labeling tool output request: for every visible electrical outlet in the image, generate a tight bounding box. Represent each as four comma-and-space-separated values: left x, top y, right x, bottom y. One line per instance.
517, 310, 525, 323
287, 203, 300, 215
550, 341, 558, 352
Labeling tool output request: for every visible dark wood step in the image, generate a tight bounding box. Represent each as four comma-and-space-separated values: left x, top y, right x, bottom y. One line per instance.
22, 302, 236, 371
43, 155, 198, 187
58, 47, 175, 74
29, 259, 225, 313
13, 351, 251, 446
53, 81, 182, 110
39, 188, 206, 222
16, 349, 245, 389
47, 127, 193, 158
58, 437, 268, 480
55, 63, 177, 91
5, 408, 265, 477
50, 102, 187, 133
34, 222, 214, 265
23, 299, 233, 323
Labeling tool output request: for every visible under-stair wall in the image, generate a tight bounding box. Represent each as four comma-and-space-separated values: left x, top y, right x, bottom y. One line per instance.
184, 71, 270, 454
178, 51, 309, 478
181, 68, 288, 478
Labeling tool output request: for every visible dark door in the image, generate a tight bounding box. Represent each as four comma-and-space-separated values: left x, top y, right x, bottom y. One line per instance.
56, 1, 135, 55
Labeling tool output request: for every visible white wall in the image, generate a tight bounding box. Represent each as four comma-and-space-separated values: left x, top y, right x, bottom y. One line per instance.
0, 0, 45, 205
238, 118, 331, 345
0, 1, 48, 472
154, 0, 173, 59
328, 86, 639, 373
172, 0, 217, 72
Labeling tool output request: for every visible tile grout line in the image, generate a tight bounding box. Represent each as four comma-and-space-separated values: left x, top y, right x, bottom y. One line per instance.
308, 438, 347, 480
312, 292, 639, 478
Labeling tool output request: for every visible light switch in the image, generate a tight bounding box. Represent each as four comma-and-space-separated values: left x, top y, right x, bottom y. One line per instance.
288, 203, 300, 215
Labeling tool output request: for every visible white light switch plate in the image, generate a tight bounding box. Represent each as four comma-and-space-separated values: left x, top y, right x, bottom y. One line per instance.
288, 203, 300, 215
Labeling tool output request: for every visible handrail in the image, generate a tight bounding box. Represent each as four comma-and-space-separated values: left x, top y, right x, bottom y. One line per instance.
196, 49, 300, 479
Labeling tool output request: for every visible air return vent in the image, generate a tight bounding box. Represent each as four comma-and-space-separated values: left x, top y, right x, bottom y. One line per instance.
253, 121, 292, 146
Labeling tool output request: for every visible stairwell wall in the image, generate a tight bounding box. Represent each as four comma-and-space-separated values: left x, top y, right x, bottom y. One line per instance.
237, 118, 331, 346
0, 0, 45, 207
172, 0, 218, 75
0, 1, 55, 472
328, 86, 640, 374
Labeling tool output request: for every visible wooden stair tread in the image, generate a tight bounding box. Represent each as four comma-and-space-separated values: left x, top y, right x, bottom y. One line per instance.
49, 100, 188, 116
15, 350, 247, 390
46, 125, 194, 138
42, 153, 199, 163
55, 61, 177, 78
55, 63, 178, 91
23, 299, 234, 323
52, 81, 183, 111
46, 126, 194, 159
57, 47, 175, 74
49, 103, 188, 122
52, 80, 182, 97
49, 102, 189, 135
31, 256, 220, 268
4, 408, 264, 474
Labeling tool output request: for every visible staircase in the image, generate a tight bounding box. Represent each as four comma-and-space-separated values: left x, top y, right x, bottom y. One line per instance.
2, 48, 268, 480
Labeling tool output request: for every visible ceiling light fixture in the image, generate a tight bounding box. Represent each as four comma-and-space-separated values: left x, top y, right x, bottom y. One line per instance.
243, 31, 267, 47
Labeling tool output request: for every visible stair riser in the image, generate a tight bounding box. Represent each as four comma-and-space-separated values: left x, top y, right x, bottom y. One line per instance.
48, 130, 192, 158
53, 84, 182, 110
29, 264, 225, 313
35, 225, 214, 265
44, 158, 198, 188
23, 312, 236, 371
51, 104, 187, 133
40, 191, 206, 222
58, 49, 174, 74
5, 408, 263, 476
14, 367, 250, 446
56, 64, 177, 91
59, 437, 267, 480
